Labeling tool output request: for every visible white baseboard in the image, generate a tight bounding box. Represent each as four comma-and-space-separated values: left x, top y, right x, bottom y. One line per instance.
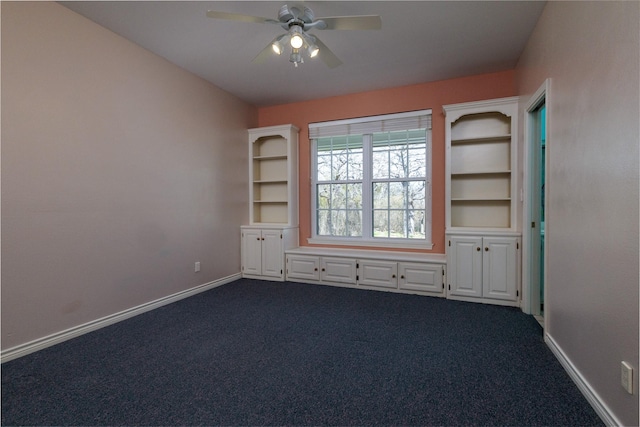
1, 273, 241, 363
545, 332, 620, 426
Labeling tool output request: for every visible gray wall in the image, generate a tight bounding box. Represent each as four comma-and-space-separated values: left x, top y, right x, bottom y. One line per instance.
516, 2, 639, 425
2, 2, 256, 350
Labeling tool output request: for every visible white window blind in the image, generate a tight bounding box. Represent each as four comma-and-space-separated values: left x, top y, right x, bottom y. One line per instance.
309, 110, 432, 139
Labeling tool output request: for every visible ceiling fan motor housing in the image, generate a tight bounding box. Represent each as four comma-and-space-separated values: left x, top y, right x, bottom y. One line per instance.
278, 4, 315, 29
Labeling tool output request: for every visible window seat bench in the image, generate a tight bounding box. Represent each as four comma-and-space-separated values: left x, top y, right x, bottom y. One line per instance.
284, 247, 446, 297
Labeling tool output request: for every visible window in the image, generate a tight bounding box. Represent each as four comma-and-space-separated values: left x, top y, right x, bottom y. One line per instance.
309, 110, 432, 249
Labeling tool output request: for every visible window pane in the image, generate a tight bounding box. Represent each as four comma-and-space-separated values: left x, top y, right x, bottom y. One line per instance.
331, 152, 348, 181
317, 210, 330, 235
316, 137, 333, 152
407, 209, 425, 239
408, 181, 426, 209
389, 210, 407, 238
387, 130, 410, 146
373, 210, 389, 238
407, 129, 426, 145
331, 210, 347, 236
347, 150, 363, 180
372, 182, 388, 209
317, 184, 331, 209
372, 151, 388, 179
346, 183, 362, 209
347, 210, 362, 237
317, 155, 332, 181
389, 182, 406, 209
330, 184, 347, 209
389, 149, 408, 179
408, 148, 426, 178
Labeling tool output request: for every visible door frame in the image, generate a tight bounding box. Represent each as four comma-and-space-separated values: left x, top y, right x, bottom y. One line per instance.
522, 79, 550, 326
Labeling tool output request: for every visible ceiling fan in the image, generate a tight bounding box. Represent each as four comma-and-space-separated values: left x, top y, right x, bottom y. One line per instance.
206, 4, 382, 68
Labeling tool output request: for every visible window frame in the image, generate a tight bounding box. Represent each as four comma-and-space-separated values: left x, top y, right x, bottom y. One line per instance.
309, 110, 433, 250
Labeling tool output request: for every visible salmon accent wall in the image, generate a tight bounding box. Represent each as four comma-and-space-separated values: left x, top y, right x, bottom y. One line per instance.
258, 71, 516, 254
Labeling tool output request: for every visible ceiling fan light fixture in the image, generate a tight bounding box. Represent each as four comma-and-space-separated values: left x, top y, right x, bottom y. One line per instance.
271, 34, 289, 55
290, 34, 304, 49
272, 40, 283, 55
289, 25, 305, 49
302, 34, 319, 58
307, 44, 319, 58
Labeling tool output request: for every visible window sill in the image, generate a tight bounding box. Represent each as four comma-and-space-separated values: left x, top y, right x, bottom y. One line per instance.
307, 237, 433, 250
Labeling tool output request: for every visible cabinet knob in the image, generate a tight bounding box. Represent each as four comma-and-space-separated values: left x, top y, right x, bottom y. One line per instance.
485, 247, 489, 251
314, 268, 318, 271
477, 247, 481, 251
322, 268, 326, 271
392, 274, 396, 278
261, 237, 265, 240
400, 275, 405, 279
256, 237, 260, 241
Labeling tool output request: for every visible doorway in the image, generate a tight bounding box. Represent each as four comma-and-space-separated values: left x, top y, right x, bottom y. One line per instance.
531, 104, 546, 317
524, 80, 549, 325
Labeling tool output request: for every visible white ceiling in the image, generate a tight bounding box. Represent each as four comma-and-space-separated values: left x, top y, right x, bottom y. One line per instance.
60, 1, 546, 107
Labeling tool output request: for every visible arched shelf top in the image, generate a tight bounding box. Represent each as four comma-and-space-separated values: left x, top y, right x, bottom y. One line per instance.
249, 124, 299, 144
443, 96, 518, 123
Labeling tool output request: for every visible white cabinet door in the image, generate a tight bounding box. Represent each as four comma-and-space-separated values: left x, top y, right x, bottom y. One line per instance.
261, 229, 283, 278
448, 236, 483, 297
321, 257, 357, 285
242, 228, 262, 276
358, 260, 398, 289
287, 254, 320, 281
482, 237, 518, 301
399, 262, 444, 296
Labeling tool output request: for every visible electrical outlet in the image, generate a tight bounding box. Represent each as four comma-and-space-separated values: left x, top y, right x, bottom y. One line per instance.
194, 262, 201, 273
621, 361, 634, 394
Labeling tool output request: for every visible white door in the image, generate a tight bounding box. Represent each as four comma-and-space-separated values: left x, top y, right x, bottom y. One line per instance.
321, 257, 357, 285
287, 254, 320, 281
448, 236, 483, 297
242, 228, 262, 276
483, 237, 518, 301
399, 263, 444, 296
358, 260, 398, 289
261, 229, 283, 278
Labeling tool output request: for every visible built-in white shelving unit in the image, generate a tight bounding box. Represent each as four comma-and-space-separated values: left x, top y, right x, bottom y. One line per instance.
444, 97, 521, 306
243, 124, 299, 281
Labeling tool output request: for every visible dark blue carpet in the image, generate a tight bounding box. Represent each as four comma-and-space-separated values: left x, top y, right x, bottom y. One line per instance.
2, 279, 603, 426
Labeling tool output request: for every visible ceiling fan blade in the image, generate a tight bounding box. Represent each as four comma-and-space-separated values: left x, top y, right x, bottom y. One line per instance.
315, 15, 381, 30
313, 36, 343, 69
252, 36, 281, 64
206, 10, 278, 25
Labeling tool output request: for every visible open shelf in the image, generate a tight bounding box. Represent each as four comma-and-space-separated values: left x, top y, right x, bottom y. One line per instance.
451, 135, 511, 144
253, 154, 288, 160
451, 200, 511, 228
